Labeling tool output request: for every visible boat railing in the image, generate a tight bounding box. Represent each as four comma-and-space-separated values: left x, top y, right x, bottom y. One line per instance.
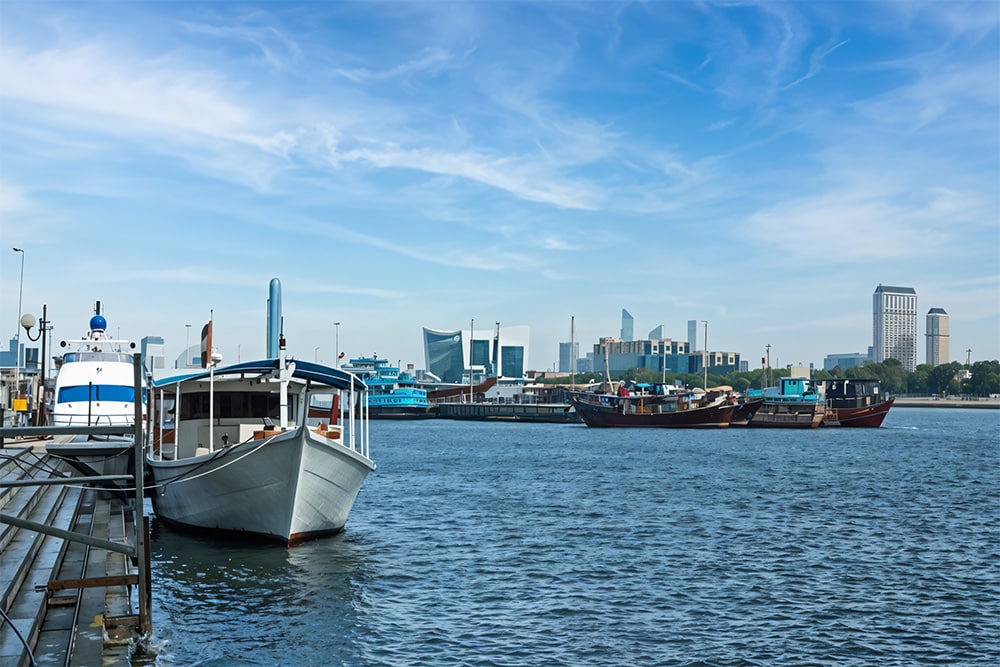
53, 413, 136, 427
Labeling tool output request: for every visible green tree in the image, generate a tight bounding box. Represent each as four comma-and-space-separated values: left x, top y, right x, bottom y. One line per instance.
927, 362, 962, 396
967, 360, 1000, 396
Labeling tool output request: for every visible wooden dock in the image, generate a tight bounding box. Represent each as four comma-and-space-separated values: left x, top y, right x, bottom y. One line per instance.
1, 437, 152, 666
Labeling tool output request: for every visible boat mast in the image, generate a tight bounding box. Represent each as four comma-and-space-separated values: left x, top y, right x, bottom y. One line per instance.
469, 319, 474, 403
703, 320, 708, 391
570, 316, 575, 393
279, 318, 290, 429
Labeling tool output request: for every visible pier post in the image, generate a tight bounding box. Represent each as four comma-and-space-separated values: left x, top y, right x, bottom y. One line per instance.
133, 354, 152, 636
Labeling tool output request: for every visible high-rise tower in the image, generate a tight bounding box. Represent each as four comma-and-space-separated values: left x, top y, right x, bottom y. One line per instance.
873, 284, 918, 371
926, 308, 949, 367
621, 309, 634, 342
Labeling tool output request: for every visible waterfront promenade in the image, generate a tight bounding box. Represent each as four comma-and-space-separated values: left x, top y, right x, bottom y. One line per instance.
0, 433, 150, 667
893, 397, 1000, 409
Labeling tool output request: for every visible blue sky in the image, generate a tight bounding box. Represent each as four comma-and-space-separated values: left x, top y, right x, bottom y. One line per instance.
2, 1, 998, 372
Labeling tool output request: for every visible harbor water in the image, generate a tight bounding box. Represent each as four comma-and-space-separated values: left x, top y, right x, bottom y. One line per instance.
147, 408, 999, 666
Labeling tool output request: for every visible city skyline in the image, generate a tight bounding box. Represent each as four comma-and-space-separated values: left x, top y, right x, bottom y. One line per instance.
2, 2, 998, 371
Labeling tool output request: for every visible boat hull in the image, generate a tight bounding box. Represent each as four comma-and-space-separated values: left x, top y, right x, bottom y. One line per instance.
369, 406, 438, 420
823, 397, 895, 427
147, 426, 374, 544
571, 394, 740, 428
747, 402, 826, 428
436, 402, 580, 423
46, 437, 135, 497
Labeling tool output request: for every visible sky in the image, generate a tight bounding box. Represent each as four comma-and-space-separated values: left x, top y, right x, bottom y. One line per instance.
1, 1, 998, 373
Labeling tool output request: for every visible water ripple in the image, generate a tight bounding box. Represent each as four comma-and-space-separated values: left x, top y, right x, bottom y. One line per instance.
149, 408, 999, 666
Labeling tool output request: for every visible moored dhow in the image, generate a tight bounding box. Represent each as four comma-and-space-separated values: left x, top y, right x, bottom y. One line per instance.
569, 382, 754, 428
818, 378, 894, 427
745, 376, 826, 428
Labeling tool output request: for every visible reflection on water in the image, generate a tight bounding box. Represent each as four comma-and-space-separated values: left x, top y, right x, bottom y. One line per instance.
149, 518, 373, 666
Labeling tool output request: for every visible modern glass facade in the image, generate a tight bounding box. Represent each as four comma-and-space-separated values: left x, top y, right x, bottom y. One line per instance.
558, 341, 579, 373
471, 339, 491, 374
501, 346, 525, 379
423, 328, 465, 383
621, 309, 634, 342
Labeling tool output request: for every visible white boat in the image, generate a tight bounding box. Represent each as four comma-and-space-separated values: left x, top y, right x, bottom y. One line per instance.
146, 353, 375, 545
45, 306, 143, 492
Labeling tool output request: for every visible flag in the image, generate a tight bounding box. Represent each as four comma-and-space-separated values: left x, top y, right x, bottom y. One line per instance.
338, 352, 345, 359
201, 320, 213, 368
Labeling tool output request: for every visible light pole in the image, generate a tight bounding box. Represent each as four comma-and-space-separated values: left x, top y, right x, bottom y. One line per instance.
12, 248, 24, 404
314, 346, 320, 362
701, 320, 708, 390
334, 322, 340, 368
765, 343, 771, 389
22, 305, 51, 426
185, 324, 192, 368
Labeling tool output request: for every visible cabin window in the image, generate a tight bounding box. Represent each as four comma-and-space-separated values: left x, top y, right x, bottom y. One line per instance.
179, 391, 288, 421
58, 385, 136, 403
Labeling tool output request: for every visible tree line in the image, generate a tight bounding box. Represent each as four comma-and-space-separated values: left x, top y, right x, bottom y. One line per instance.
545, 358, 1000, 397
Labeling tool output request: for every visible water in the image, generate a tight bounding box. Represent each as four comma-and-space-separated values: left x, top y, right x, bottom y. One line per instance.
147, 408, 1000, 666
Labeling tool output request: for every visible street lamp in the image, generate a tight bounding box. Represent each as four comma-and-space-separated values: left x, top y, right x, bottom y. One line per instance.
12, 248, 24, 402
334, 322, 340, 368
22, 305, 52, 426
314, 346, 320, 363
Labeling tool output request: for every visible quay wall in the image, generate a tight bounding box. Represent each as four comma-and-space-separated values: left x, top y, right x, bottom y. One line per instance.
893, 397, 1000, 409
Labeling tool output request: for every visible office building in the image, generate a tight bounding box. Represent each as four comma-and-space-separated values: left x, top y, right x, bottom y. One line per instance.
926, 308, 949, 367
559, 341, 579, 373
823, 352, 870, 372
621, 309, 634, 342
873, 284, 918, 372
424, 324, 529, 383
687, 320, 697, 351
423, 328, 465, 383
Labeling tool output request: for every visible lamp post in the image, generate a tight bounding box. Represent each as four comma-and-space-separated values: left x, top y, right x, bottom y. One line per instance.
334, 322, 340, 368
12, 248, 24, 407
314, 346, 320, 363
22, 305, 51, 426
765, 343, 771, 389
184, 324, 192, 368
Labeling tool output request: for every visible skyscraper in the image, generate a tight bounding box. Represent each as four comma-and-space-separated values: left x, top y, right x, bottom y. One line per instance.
621, 309, 634, 342
423, 328, 465, 383
687, 320, 697, 351
926, 308, 949, 367
873, 284, 918, 371
559, 341, 579, 373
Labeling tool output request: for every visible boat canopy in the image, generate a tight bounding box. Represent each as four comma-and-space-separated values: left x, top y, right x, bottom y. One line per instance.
152, 358, 367, 392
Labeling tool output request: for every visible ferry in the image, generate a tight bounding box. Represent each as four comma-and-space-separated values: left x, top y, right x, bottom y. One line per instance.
341, 356, 436, 419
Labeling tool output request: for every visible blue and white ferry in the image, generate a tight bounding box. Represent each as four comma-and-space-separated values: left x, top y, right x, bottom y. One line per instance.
341, 356, 436, 419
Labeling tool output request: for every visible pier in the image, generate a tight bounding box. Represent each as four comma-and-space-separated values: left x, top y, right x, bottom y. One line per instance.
0, 356, 151, 666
